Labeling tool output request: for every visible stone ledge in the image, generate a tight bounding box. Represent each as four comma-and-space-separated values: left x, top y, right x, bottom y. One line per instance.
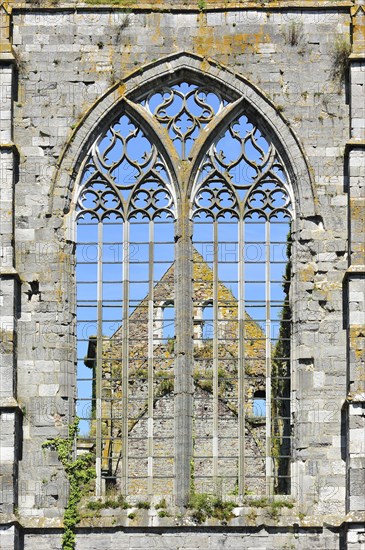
8, 0, 355, 12
349, 53, 365, 60
0, 268, 21, 281
345, 265, 365, 277
0, 52, 15, 62
345, 140, 365, 153
0, 142, 18, 152
346, 392, 365, 403
0, 400, 23, 412
16, 513, 348, 529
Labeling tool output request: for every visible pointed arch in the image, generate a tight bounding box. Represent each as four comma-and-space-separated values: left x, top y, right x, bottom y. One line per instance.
50, 98, 181, 218
190, 101, 294, 221
52, 51, 313, 504
51, 52, 316, 220
74, 109, 177, 222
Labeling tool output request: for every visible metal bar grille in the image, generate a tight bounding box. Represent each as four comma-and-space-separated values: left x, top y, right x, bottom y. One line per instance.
191, 219, 292, 497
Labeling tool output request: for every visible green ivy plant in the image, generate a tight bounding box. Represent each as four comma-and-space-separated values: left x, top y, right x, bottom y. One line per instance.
42, 418, 95, 550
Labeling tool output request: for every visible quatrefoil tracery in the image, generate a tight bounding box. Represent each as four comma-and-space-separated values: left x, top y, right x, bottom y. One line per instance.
192, 115, 293, 221
76, 114, 176, 222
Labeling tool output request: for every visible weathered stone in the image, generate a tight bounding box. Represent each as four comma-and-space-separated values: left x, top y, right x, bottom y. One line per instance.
0, 0, 364, 548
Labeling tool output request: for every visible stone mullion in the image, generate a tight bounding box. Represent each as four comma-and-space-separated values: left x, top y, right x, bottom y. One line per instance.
95, 222, 103, 497
238, 219, 246, 499
345, 4, 365, 543
121, 221, 130, 497
174, 200, 193, 508
212, 220, 219, 489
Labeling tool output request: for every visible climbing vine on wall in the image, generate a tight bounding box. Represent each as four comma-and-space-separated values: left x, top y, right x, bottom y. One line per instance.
42, 418, 95, 550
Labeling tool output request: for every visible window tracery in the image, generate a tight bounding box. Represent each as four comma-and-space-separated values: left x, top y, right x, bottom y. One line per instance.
75, 78, 293, 503
139, 82, 230, 158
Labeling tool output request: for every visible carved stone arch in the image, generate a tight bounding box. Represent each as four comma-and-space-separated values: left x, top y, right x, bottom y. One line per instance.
188, 96, 295, 221
44, 50, 312, 506
51, 51, 315, 220
50, 98, 181, 218
187, 96, 309, 222
122, 51, 315, 219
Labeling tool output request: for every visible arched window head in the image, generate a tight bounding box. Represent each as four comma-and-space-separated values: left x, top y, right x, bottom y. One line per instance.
74, 69, 295, 504
202, 301, 214, 341
162, 300, 175, 343
192, 114, 293, 221
76, 113, 176, 222
253, 390, 266, 418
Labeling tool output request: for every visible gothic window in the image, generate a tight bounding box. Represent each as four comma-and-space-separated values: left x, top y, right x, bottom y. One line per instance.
191, 112, 293, 497
75, 76, 293, 503
76, 112, 176, 496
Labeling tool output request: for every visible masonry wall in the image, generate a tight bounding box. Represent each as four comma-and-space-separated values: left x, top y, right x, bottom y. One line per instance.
1, 1, 364, 549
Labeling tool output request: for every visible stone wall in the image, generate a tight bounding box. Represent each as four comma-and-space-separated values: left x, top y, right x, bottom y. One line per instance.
0, 0, 364, 548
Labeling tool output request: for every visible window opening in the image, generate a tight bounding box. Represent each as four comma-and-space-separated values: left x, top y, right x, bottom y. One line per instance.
192, 113, 293, 498
162, 301, 175, 343
75, 81, 293, 504
202, 301, 214, 342
253, 391, 266, 418
76, 112, 176, 498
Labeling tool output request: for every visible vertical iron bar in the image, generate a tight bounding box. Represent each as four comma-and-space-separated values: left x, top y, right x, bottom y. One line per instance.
238, 219, 246, 499
265, 220, 273, 496
147, 220, 154, 496
96, 221, 103, 497
121, 220, 130, 496
213, 220, 219, 490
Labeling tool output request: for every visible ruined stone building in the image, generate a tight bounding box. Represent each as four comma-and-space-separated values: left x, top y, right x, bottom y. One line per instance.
0, 1, 364, 549
84, 249, 270, 498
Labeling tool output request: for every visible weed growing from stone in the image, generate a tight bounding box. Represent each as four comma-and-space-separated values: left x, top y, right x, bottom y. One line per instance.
136, 500, 150, 510
188, 493, 236, 524
155, 498, 167, 509
332, 36, 351, 83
